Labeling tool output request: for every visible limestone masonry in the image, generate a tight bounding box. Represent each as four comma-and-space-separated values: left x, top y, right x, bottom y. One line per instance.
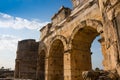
14, 39, 39, 79
15, 0, 120, 80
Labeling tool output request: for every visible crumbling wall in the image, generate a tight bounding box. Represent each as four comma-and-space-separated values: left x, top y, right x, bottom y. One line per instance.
14, 39, 39, 80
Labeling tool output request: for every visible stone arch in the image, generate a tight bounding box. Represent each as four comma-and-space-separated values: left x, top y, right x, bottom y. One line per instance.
36, 41, 47, 80
70, 19, 103, 43
69, 19, 104, 80
49, 35, 68, 52
48, 39, 65, 80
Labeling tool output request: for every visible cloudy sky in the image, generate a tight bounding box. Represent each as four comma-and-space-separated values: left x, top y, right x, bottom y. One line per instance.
0, 0, 103, 70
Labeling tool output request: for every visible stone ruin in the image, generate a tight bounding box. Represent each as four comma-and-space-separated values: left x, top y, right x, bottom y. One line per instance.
15, 0, 120, 80
82, 69, 120, 80
14, 39, 39, 79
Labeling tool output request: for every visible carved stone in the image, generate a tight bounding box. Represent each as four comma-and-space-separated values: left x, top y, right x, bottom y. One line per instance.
15, 0, 120, 80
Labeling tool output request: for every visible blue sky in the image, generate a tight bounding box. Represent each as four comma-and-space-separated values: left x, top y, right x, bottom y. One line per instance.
0, 0, 103, 70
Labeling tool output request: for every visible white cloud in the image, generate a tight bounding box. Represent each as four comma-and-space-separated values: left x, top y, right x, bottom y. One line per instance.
0, 12, 49, 30
0, 34, 22, 51
0, 34, 22, 69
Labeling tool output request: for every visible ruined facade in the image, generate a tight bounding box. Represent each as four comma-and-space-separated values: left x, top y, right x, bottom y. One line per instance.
15, 0, 120, 80
14, 39, 39, 79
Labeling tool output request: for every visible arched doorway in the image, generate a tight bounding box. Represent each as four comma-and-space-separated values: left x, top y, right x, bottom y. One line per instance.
36, 50, 46, 80
91, 36, 103, 69
71, 26, 101, 80
48, 39, 64, 80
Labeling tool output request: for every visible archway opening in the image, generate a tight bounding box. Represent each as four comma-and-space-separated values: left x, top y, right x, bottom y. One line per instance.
37, 50, 45, 80
91, 36, 103, 70
71, 26, 103, 80
48, 39, 64, 80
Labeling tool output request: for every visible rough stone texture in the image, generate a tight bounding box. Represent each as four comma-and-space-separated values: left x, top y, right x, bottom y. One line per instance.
15, 0, 120, 80
38, 0, 120, 80
82, 69, 119, 80
14, 39, 39, 80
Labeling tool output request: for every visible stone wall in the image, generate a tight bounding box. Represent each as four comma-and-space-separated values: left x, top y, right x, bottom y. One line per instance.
14, 0, 120, 80
14, 39, 39, 80
38, 0, 120, 80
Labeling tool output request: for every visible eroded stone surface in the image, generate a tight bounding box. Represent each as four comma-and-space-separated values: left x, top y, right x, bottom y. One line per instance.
82, 69, 119, 80
15, 0, 120, 80
14, 39, 39, 80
